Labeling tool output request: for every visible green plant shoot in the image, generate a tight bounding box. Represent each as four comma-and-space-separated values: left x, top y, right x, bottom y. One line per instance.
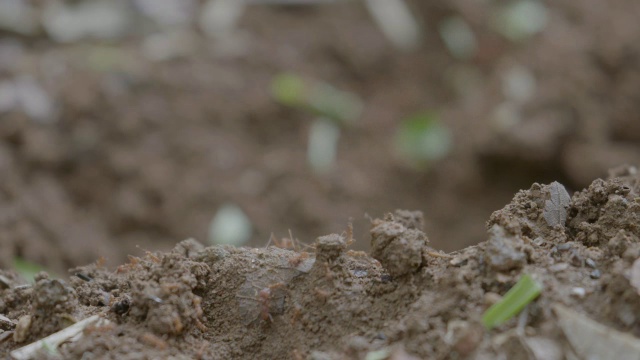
13, 257, 47, 283
394, 111, 451, 168
270, 72, 362, 126
482, 273, 542, 329
271, 73, 306, 107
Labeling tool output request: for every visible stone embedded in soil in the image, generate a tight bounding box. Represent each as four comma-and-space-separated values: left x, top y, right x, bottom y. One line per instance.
0, 314, 15, 331
446, 320, 484, 356
12, 315, 31, 343
484, 224, 529, 271
370, 212, 429, 278
607, 230, 634, 257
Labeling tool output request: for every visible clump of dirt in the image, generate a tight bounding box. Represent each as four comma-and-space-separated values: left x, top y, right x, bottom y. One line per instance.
11, 0, 640, 279
370, 210, 429, 277
2, 170, 640, 359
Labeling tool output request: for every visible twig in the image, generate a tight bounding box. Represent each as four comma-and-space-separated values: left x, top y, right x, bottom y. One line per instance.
11, 315, 111, 360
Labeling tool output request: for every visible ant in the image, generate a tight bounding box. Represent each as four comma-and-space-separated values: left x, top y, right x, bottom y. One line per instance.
257, 283, 287, 322
140, 332, 168, 350
288, 251, 310, 267
266, 230, 315, 252
237, 282, 287, 324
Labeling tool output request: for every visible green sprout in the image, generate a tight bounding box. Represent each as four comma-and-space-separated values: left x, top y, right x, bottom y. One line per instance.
270, 72, 363, 126
271, 72, 363, 174
394, 111, 452, 169
13, 257, 47, 283
482, 274, 542, 330
271, 73, 306, 107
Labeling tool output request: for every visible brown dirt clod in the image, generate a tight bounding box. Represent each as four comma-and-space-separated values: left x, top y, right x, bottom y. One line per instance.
2, 170, 640, 358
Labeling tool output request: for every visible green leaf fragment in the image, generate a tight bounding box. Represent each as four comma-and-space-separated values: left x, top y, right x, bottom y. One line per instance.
271, 73, 306, 106
365, 348, 391, 360
270, 73, 362, 125
395, 112, 452, 167
307, 83, 362, 125
482, 274, 542, 329
12, 257, 46, 284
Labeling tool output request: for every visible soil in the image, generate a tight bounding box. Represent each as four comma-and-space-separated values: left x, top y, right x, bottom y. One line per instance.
1, 0, 640, 358
1, 0, 638, 274
1, 170, 640, 359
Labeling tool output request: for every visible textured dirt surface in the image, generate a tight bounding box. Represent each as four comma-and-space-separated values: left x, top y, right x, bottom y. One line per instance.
2, 170, 640, 359
1, 0, 640, 276
2, 0, 640, 358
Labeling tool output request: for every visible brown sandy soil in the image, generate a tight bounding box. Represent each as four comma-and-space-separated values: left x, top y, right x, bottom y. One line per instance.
0, 0, 639, 275
1, 170, 640, 359
1, 0, 640, 358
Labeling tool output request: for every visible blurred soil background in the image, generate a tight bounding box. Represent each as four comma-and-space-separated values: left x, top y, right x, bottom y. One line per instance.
0, 0, 639, 274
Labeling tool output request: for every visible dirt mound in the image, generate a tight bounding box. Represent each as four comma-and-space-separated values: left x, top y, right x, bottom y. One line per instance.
3, 0, 640, 278
1, 169, 640, 359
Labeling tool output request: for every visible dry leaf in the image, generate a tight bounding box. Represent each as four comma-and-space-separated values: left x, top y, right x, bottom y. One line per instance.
553, 304, 640, 360
543, 181, 571, 227
11, 315, 110, 360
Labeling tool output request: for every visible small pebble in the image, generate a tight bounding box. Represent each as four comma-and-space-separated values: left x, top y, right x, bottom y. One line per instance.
570, 287, 586, 298
13, 315, 31, 343
590, 269, 601, 279
485, 225, 526, 271
569, 251, 584, 267
484, 292, 502, 307
585, 258, 596, 268
549, 262, 569, 272
450, 256, 467, 267
374, 333, 386, 341
352, 269, 367, 278
0, 314, 15, 330
0, 330, 13, 343
0, 275, 11, 289
557, 243, 572, 251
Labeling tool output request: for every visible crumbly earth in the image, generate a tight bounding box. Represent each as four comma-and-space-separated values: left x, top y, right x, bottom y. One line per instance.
1, 169, 640, 359
2, 0, 640, 277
